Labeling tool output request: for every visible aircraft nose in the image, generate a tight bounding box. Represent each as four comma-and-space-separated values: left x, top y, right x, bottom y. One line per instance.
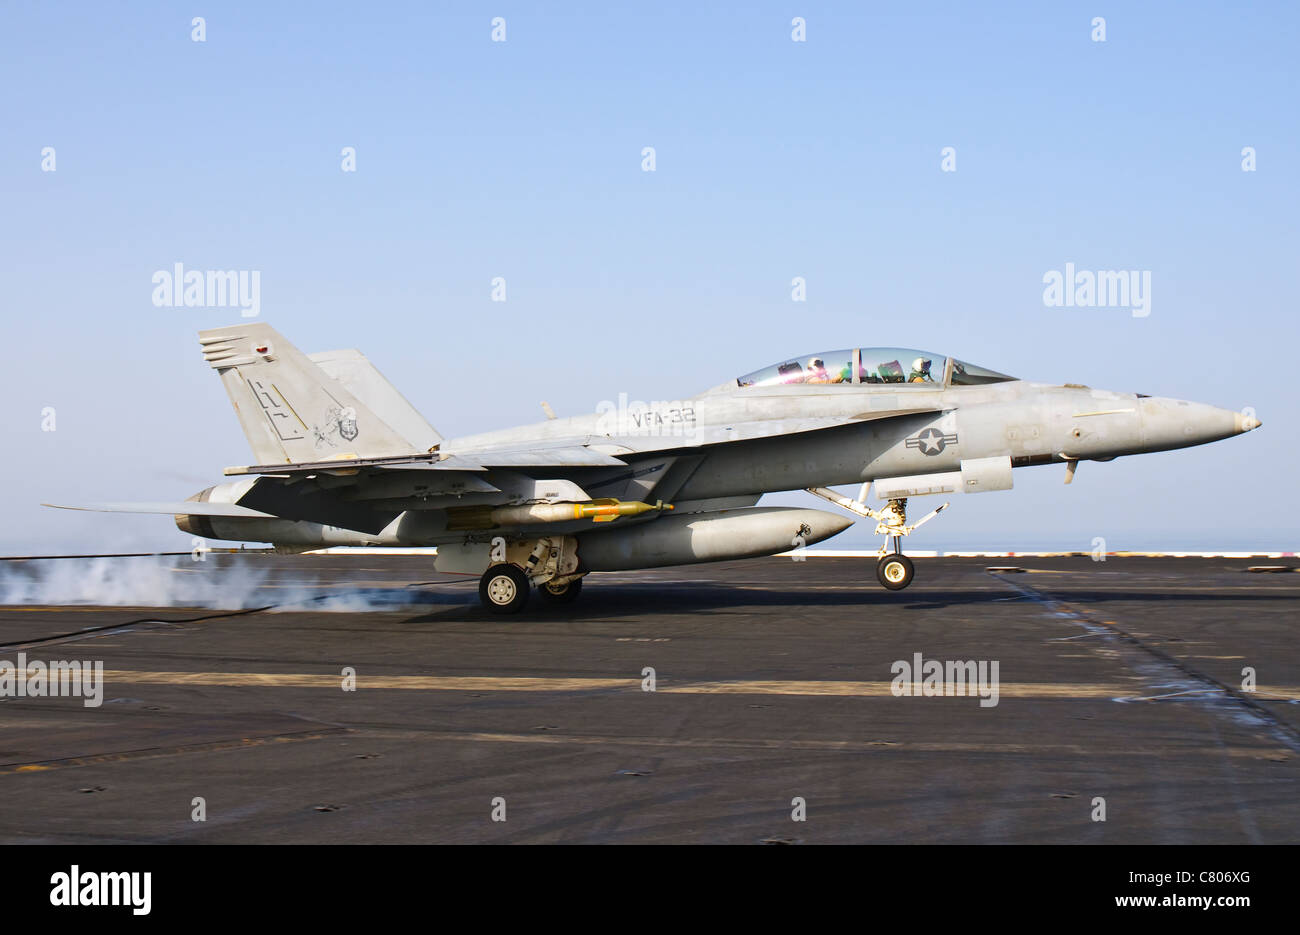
1137, 397, 1257, 451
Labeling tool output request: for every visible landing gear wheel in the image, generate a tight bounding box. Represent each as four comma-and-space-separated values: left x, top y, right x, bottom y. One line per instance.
876, 553, 914, 591
479, 564, 529, 614
537, 577, 583, 604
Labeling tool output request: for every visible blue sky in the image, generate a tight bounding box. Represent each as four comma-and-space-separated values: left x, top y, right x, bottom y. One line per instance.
3, 1, 1296, 553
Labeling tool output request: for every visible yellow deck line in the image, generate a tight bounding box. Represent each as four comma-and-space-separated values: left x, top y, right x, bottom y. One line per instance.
360, 729, 1292, 759
88, 670, 1300, 700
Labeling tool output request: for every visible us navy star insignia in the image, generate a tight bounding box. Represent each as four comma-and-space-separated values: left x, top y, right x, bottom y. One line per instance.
906, 427, 958, 456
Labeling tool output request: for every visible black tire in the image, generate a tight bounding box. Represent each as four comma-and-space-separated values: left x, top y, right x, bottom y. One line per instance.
479, 564, 530, 614
537, 577, 583, 604
876, 553, 914, 591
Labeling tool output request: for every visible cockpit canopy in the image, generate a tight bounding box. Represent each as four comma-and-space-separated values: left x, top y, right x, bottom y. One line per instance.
736, 348, 1016, 388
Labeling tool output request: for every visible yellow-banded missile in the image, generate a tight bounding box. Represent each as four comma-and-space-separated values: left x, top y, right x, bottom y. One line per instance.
573, 499, 672, 523
447, 499, 673, 531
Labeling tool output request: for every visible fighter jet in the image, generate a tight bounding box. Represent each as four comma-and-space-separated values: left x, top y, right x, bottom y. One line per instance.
50, 324, 1261, 612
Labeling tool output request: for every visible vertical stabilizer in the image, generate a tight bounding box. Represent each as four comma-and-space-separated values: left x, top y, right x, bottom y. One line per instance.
198, 324, 418, 464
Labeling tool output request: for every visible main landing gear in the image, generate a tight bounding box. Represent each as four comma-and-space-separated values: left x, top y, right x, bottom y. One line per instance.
479, 563, 529, 613
537, 576, 583, 604
806, 484, 948, 592
478, 564, 587, 613
477, 535, 587, 613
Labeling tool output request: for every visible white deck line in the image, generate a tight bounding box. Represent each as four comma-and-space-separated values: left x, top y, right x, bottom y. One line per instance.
297, 547, 1297, 559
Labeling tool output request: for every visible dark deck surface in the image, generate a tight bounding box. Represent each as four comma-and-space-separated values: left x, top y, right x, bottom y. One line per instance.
1, 554, 1296, 843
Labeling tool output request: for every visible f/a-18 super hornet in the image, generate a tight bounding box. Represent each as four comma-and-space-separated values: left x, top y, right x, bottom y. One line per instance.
50, 324, 1261, 612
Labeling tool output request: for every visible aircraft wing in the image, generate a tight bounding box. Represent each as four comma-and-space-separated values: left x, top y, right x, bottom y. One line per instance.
222, 445, 631, 477
43, 501, 276, 518
626, 409, 944, 450
43, 405, 949, 543
222, 408, 945, 476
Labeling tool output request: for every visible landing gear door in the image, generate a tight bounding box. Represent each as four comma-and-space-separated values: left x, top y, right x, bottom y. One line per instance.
434, 540, 493, 576
958, 456, 1013, 493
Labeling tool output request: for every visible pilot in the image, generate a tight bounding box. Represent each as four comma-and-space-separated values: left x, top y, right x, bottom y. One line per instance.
778, 361, 805, 383
805, 357, 840, 384
908, 357, 934, 383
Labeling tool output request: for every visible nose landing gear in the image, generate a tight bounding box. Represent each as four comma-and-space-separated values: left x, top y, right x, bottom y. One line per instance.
806, 484, 948, 591
876, 551, 914, 590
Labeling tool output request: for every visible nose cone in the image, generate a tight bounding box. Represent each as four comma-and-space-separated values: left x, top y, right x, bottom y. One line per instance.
1138, 397, 1260, 453
818, 511, 856, 542
1234, 411, 1262, 434
789, 507, 855, 545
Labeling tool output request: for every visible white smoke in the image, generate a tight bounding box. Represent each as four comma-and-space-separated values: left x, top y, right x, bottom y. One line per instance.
0, 556, 270, 609
0, 556, 442, 613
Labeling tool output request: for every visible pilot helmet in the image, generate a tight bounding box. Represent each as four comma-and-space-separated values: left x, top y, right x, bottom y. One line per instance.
808, 357, 825, 369
912, 357, 931, 373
